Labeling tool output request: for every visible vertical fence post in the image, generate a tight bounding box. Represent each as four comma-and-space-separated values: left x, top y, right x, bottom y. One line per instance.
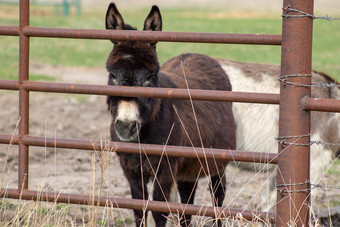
276, 0, 314, 226
76, 0, 81, 16
63, 0, 70, 16
18, 0, 30, 190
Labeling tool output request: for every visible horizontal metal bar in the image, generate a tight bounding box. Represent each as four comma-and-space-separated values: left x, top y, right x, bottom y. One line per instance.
3, 81, 339, 113
8, 80, 340, 112
0, 80, 19, 90
0, 80, 280, 104
0, 134, 278, 164
0, 25, 282, 45
0, 188, 275, 223
302, 97, 340, 113
0, 26, 20, 36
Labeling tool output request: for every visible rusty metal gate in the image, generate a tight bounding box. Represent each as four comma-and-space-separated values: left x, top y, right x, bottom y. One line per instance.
0, 0, 340, 225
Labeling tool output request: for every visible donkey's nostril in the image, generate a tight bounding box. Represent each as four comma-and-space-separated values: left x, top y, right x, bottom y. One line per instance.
115, 120, 137, 131
114, 119, 140, 141
127, 121, 138, 132
115, 119, 124, 129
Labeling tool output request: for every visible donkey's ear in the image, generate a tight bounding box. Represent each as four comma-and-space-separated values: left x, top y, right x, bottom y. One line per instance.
105, 3, 125, 31
143, 5, 162, 32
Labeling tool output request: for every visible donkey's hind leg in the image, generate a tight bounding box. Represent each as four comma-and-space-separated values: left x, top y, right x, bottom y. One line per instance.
211, 174, 226, 227
177, 181, 198, 227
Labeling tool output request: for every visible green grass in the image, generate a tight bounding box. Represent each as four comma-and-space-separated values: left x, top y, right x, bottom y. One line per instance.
0, 199, 15, 210
0, 5, 340, 81
328, 159, 340, 176
30, 74, 55, 81
113, 217, 134, 226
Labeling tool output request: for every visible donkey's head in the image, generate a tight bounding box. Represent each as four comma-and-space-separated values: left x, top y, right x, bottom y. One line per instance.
105, 3, 162, 142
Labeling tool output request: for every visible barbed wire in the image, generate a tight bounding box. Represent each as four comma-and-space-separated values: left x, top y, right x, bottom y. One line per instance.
275, 134, 340, 147
275, 134, 310, 146
279, 7, 340, 89
276, 180, 310, 194
278, 74, 340, 88
275, 135, 340, 193
276, 180, 340, 194
282, 7, 340, 21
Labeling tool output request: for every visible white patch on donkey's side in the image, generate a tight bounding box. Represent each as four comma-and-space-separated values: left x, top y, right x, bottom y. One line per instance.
220, 64, 280, 172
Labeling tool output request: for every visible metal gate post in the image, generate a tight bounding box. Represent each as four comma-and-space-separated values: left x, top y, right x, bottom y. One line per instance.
276, 0, 314, 226
18, 0, 30, 190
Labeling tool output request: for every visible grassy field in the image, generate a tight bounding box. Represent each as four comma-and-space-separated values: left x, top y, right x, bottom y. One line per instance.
0, 5, 340, 81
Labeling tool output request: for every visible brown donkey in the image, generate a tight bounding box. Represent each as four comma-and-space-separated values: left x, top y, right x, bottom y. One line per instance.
105, 3, 236, 227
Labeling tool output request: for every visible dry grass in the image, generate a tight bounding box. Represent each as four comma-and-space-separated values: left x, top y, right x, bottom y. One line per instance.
0, 124, 274, 227
1, 139, 339, 226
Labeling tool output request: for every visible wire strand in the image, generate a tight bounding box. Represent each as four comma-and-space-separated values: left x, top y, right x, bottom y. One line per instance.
282, 7, 340, 21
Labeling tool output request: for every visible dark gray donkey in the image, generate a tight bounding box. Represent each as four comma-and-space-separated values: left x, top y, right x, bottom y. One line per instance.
105, 3, 236, 226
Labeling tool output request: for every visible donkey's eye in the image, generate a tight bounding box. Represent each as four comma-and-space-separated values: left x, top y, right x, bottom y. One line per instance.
146, 73, 153, 81
110, 73, 116, 80
110, 73, 118, 83
109, 73, 118, 85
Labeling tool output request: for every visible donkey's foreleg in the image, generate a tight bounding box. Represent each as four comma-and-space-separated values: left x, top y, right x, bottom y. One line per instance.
151, 171, 176, 227
125, 170, 150, 227
177, 181, 198, 227
210, 174, 226, 227
129, 181, 149, 226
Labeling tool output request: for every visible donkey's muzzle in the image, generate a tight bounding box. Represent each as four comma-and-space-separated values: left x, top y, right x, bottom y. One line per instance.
114, 119, 140, 142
